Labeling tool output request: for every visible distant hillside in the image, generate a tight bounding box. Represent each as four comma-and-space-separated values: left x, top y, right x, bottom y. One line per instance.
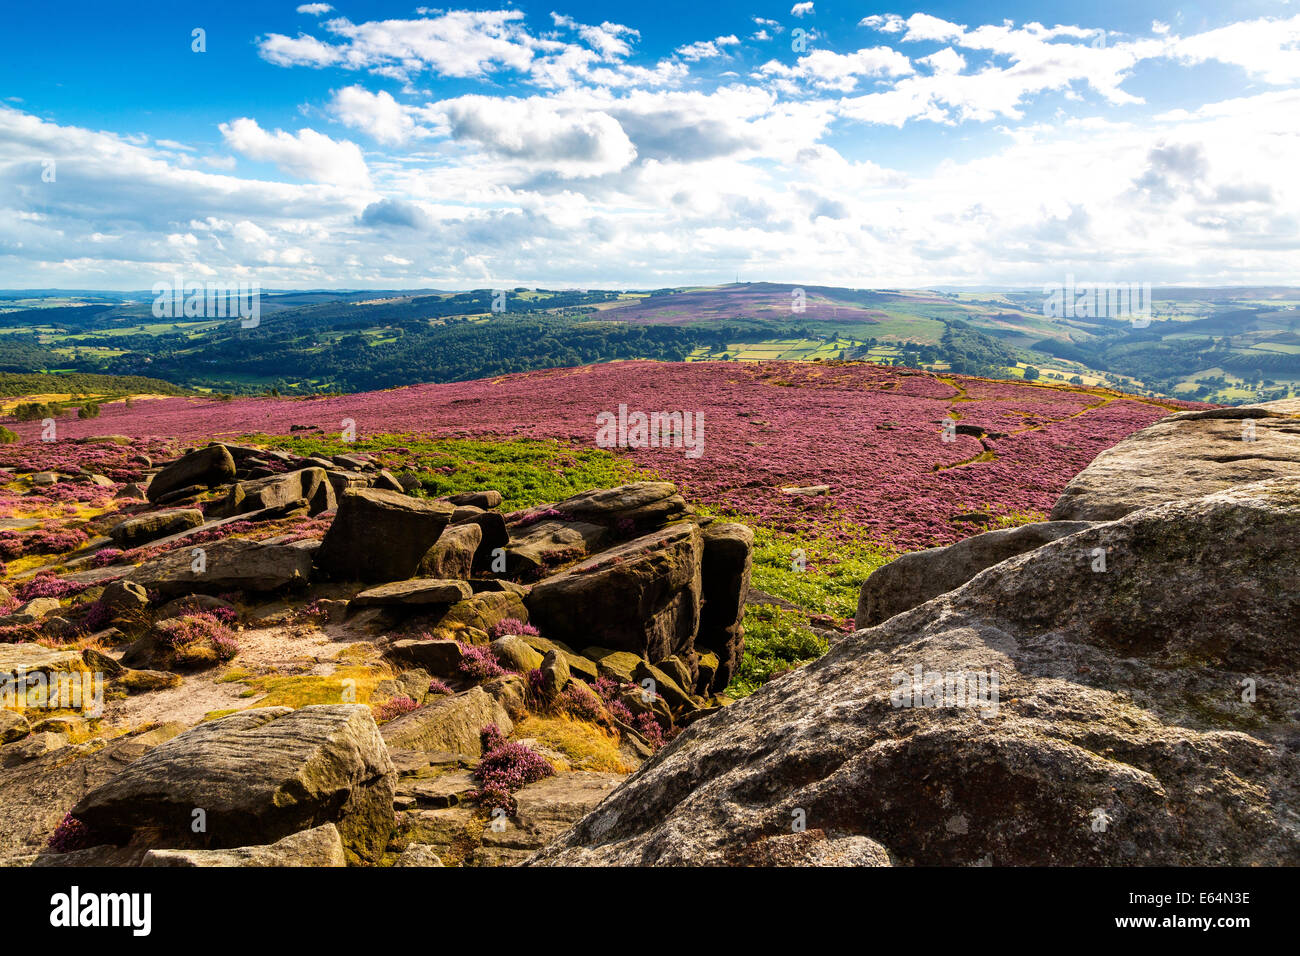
0, 284, 1295, 404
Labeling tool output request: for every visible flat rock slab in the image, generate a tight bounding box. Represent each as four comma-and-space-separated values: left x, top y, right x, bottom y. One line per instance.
381, 687, 513, 757
141, 824, 346, 867
1052, 402, 1300, 521
72, 705, 396, 864
128, 538, 314, 597
352, 579, 472, 608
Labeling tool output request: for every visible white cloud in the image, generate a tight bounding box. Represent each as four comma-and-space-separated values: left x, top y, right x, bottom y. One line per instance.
219, 118, 372, 187
791, 3, 814, 18
296, 3, 332, 15
760, 47, 914, 92
330, 85, 420, 145
676, 35, 741, 61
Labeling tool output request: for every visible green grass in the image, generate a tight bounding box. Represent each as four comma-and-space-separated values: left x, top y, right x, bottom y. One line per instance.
725, 604, 830, 698
242, 432, 646, 513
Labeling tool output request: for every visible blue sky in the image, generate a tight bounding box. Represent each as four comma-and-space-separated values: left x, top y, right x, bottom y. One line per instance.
2, 1, 1298, 289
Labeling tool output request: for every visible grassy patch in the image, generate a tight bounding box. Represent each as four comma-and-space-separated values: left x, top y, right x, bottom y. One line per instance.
725, 604, 829, 699
515, 714, 631, 773
242, 433, 645, 512
235, 663, 388, 709
706, 510, 894, 619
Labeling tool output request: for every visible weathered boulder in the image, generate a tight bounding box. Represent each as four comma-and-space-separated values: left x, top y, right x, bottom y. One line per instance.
553, 482, 689, 530
539, 650, 571, 698
98, 579, 150, 617
504, 519, 607, 576
350, 579, 472, 609
1051, 401, 1300, 521
855, 520, 1094, 628
419, 523, 481, 580
0, 711, 30, 745
0, 723, 184, 857
527, 524, 703, 663
315, 488, 455, 582
218, 467, 335, 518
520, 635, 598, 683
436, 591, 528, 634
380, 687, 512, 757
72, 705, 395, 864
392, 843, 445, 866
386, 639, 465, 676
146, 445, 236, 503
128, 538, 313, 597
141, 824, 346, 867
696, 522, 753, 690
531, 478, 1300, 866
445, 490, 502, 509
2, 598, 62, 625
108, 509, 205, 548
491, 636, 544, 673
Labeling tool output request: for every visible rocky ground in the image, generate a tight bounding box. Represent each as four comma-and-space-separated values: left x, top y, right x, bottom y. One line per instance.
0, 439, 751, 866
2, 398, 1297, 867
532, 399, 1300, 865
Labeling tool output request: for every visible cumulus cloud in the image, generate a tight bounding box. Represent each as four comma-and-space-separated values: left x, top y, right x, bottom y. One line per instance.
6, 10, 1300, 289
296, 3, 332, 14
219, 118, 371, 188
676, 35, 740, 61
330, 85, 420, 145
429, 95, 637, 177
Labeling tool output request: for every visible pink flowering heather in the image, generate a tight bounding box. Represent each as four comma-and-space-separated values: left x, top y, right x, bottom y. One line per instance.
557, 681, 607, 723
46, 813, 99, 853
154, 612, 237, 653
470, 723, 554, 813
458, 641, 507, 680
373, 695, 420, 722
16, 572, 96, 602
489, 617, 539, 640
427, 679, 454, 696
0, 362, 1203, 549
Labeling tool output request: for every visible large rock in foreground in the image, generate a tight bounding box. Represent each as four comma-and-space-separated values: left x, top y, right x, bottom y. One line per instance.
531, 478, 1300, 866
526, 523, 703, 663
1051, 400, 1300, 521
855, 520, 1093, 628
72, 705, 396, 864
315, 488, 454, 582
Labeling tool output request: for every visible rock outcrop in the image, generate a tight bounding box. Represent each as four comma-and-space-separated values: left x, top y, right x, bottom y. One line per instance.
854, 520, 1093, 628
316, 488, 454, 582
526, 523, 703, 663
531, 473, 1300, 866
1051, 400, 1300, 521
72, 705, 396, 864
